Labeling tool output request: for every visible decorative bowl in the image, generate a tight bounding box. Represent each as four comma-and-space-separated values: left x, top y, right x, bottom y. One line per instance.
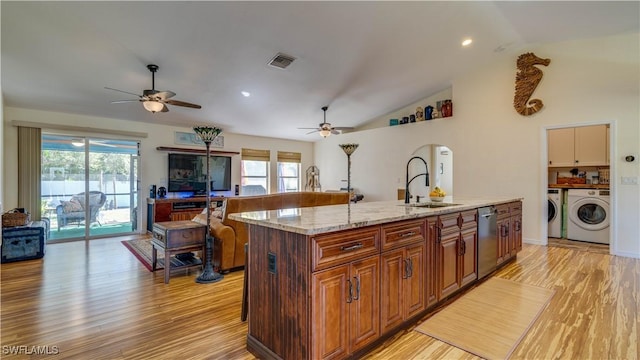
430, 196, 445, 202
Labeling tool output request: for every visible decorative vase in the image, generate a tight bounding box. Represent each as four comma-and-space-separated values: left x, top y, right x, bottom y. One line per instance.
425, 106, 434, 120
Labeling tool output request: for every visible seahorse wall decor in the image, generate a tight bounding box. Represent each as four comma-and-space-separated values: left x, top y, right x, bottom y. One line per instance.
513, 52, 551, 116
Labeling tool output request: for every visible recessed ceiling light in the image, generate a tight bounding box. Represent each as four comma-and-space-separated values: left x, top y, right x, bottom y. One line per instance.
241, 91, 251, 97
462, 38, 473, 47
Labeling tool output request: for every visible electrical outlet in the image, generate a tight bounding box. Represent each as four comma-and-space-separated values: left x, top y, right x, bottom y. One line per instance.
621, 176, 638, 185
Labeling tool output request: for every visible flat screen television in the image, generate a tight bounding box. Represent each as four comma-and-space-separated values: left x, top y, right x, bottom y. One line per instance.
168, 153, 232, 194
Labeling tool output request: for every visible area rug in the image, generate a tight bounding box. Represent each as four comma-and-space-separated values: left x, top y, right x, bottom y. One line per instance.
415, 277, 555, 360
121, 238, 191, 272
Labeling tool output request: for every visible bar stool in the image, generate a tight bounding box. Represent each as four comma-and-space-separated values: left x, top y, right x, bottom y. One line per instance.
241, 242, 248, 321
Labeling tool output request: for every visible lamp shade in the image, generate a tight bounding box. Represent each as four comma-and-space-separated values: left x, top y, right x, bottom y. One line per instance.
193, 126, 222, 143
339, 143, 359, 156
143, 100, 164, 113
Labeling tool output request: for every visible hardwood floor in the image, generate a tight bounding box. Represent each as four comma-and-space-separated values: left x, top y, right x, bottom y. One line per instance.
1, 235, 637, 359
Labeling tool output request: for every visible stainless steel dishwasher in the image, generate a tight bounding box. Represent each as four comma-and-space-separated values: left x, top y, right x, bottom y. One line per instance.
477, 206, 497, 279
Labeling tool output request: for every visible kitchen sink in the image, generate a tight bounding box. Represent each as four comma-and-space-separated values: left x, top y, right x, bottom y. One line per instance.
401, 202, 461, 208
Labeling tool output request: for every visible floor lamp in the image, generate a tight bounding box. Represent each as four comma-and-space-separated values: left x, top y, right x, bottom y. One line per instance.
339, 143, 359, 203
193, 126, 224, 284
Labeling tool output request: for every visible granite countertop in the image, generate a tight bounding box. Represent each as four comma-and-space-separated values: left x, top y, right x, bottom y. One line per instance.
228, 196, 522, 235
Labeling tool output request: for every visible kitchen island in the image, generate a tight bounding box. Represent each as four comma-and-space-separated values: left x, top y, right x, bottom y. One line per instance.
229, 196, 523, 360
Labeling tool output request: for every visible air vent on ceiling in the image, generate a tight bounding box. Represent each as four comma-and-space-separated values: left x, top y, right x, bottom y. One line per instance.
268, 52, 296, 69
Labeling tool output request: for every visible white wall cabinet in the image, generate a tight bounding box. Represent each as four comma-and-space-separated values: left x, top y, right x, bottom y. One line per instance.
548, 125, 608, 167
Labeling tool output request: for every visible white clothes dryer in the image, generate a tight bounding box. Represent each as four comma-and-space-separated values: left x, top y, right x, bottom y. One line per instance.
548, 189, 563, 238
567, 189, 610, 244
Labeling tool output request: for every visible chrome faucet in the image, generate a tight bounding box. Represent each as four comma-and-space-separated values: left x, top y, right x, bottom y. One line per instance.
405, 156, 429, 204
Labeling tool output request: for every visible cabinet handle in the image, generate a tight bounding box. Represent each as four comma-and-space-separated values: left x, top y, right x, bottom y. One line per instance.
399, 231, 416, 238
340, 243, 363, 252
515, 221, 521, 232
407, 258, 413, 278
549, 160, 552, 165
402, 259, 409, 279
462, 240, 466, 255
352, 276, 360, 300
346, 279, 353, 303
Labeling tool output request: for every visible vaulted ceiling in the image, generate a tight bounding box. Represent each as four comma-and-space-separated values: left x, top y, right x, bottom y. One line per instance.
2, 1, 638, 141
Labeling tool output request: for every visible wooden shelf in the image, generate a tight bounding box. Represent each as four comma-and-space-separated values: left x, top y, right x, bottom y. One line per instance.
156, 146, 239, 155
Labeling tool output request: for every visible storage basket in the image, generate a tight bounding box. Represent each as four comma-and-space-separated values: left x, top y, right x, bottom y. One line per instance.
2, 211, 30, 227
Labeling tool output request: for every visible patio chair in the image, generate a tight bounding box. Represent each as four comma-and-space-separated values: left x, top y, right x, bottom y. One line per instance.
55, 191, 107, 230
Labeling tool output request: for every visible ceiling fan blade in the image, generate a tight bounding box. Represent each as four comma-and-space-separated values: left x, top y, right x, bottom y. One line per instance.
105, 87, 142, 97
306, 130, 320, 135
165, 99, 202, 109
297, 127, 320, 130
332, 126, 354, 130
331, 129, 341, 135
110, 99, 141, 104
154, 90, 176, 100
161, 104, 169, 112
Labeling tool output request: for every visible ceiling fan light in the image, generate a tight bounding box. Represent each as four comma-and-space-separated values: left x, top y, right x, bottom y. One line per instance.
143, 100, 164, 113
319, 129, 331, 138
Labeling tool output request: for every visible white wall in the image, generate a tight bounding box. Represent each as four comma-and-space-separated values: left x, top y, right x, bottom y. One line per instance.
2, 108, 314, 231
315, 32, 640, 258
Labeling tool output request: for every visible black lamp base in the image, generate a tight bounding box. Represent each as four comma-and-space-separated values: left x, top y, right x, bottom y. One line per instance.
196, 267, 224, 284
196, 236, 223, 284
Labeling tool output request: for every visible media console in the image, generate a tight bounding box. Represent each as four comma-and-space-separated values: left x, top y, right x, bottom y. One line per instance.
146, 196, 226, 233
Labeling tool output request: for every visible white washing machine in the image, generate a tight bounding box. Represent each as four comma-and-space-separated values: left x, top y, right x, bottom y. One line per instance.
548, 189, 563, 238
567, 189, 610, 244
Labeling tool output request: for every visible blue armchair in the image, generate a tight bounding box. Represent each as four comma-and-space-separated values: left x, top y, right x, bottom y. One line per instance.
55, 191, 107, 231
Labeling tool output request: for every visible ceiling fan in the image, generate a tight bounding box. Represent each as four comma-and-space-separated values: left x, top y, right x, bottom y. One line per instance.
299, 106, 354, 138
105, 64, 201, 113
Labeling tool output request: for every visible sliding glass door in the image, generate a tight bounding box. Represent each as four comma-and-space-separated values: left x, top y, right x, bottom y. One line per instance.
42, 134, 140, 241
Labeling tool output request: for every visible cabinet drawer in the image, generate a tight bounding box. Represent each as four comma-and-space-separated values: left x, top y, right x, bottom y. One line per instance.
153, 221, 206, 248
496, 204, 510, 219
380, 219, 425, 251
312, 227, 380, 271
459, 210, 478, 229
438, 213, 459, 232
509, 201, 522, 215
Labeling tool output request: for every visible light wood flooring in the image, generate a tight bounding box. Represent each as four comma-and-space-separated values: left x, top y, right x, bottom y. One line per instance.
1, 235, 637, 359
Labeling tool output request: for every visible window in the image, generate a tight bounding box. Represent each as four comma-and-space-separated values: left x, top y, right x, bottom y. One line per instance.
277, 151, 301, 193
241, 148, 270, 195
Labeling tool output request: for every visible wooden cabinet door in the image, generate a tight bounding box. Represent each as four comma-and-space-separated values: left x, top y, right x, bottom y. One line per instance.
548, 127, 575, 167
460, 228, 477, 287
380, 249, 404, 334
512, 213, 523, 252
437, 230, 460, 300
496, 217, 510, 265
426, 217, 438, 308
404, 243, 426, 320
312, 266, 350, 360
575, 125, 607, 166
349, 256, 380, 353
155, 202, 172, 222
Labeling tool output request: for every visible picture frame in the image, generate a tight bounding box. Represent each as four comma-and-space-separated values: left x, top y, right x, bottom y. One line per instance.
174, 131, 224, 148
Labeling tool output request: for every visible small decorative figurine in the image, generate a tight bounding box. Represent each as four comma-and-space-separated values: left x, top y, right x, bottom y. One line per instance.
415, 107, 424, 121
